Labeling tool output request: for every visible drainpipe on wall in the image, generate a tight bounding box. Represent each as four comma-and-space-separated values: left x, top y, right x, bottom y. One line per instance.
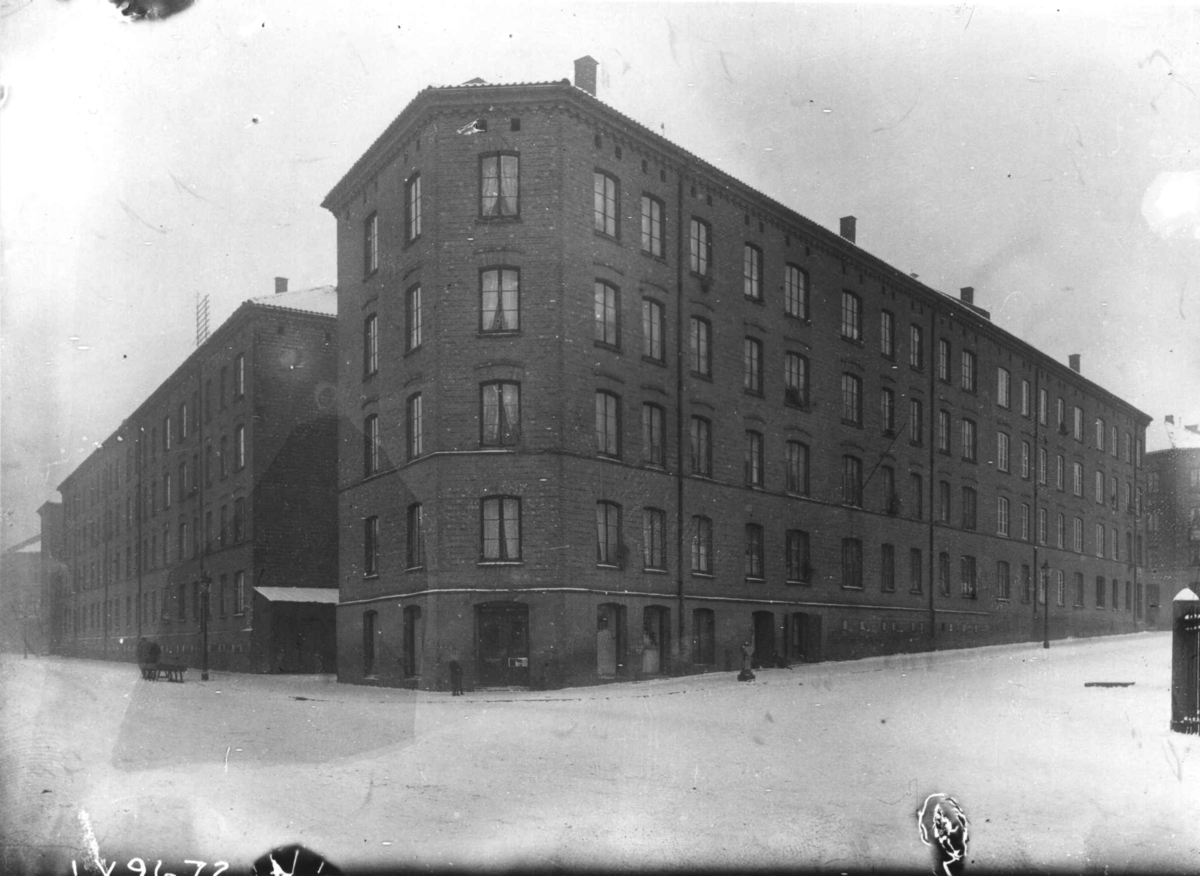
674, 165, 688, 672
927, 299, 937, 648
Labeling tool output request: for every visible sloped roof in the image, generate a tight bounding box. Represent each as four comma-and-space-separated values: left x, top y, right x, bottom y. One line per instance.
249, 285, 337, 316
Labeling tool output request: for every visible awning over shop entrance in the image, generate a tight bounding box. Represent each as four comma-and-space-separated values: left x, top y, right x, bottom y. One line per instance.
253, 587, 339, 604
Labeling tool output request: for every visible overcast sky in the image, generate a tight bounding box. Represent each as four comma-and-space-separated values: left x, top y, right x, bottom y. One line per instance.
2, 1, 1199, 550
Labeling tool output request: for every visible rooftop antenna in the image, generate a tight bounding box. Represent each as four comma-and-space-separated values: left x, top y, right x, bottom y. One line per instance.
195, 293, 210, 347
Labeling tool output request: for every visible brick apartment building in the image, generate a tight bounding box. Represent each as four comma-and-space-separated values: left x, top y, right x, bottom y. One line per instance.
323, 58, 1151, 691
54, 283, 339, 673
1145, 423, 1200, 628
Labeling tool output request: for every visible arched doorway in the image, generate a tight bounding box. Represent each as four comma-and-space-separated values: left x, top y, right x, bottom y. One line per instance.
752, 610, 775, 667
596, 603, 625, 677
403, 605, 422, 678
641, 605, 670, 675
692, 608, 715, 667
476, 601, 530, 687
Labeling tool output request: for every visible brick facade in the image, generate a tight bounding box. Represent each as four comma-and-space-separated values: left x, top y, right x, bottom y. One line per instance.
55, 287, 339, 672
1145, 445, 1200, 627
325, 72, 1151, 691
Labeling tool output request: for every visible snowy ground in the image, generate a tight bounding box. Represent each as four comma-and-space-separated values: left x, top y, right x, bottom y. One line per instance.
2, 632, 1198, 874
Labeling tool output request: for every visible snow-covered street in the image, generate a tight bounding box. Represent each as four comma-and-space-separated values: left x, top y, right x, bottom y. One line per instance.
2, 632, 1197, 873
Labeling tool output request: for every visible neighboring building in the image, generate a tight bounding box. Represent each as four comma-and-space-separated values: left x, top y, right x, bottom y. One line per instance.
322, 58, 1151, 692
1145, 420, 1200, 628
36, 500, 68, 652
0, 536, 50, 655
55, 282, 339, 673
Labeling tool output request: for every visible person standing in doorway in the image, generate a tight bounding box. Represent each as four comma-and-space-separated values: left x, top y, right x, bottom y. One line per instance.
448, 659, 464, 695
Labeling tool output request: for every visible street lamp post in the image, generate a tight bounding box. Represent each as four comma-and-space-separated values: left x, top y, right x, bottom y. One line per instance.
1041, 560, 1050, 649
199, 573, 212, 681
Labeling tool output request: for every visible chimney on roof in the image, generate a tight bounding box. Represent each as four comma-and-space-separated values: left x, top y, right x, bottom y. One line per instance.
275, 277, 288, 295
574, 56, 598, 96
839, 216, 857, 244
1069, 353, 1081, 373
960, 286, 975, 305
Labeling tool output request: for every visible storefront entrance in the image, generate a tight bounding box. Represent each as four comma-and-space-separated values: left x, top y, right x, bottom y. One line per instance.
596, 603, 626, 677
641, 606, 669, 675
752, 610, 776, 667
477, 602, 530, 687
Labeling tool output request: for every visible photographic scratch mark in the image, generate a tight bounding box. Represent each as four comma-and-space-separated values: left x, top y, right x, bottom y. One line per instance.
110, 0, 195, 21
665, 18, 678, 64
168, 171, 221, 207
717, 50, 735, 84
962, 4, 974, 31
1068, 152, 1085, 186
77, 809, 102, 872
118, 200, 168, 234
871, 97, 919, 134
1162, 738, 1183, 781
224, 745, 230, 773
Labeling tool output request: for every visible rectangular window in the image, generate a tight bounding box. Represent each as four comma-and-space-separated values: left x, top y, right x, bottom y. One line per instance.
406, 284, 422, 351
842, 373, 862, 425
234, 424, 245, 470
784, 353, 808, 407
594, 171, 620, 237
997, 367, 1010, 408
234, 353, 245, 400
937, 338, 951, 382
744, 524, 764, 579
1095, 523, 1105, 558
961, 486, 977, 531
690, 417, 711, 476
784, 265, 808, 319
594, 281, 620, 347
364, 212, 378, 276
481, 496, 521, 561
881, 465, 896, 514
1072, 462, 1083, 497
596, 501, 622, 566
961, 350, 976, 392
785, 441, 809, 495
364, 515, 379, 576
480, 267, 520, 332
937, 410, 951, 453
1073, 517, 1083, 553
997, 431, 1010, 472
744, 337, 763, 394
363, 314, 378, 377
1021, 379, 1031, 416
1021, 440, 1031, 479
1111, 425, 1119, 458
1057, 512, 1066, 548
911, 473, 924, 520
407, 394, 423, 460
841, 538, 863, 589
743, 244, 763, 300
880, 388, 896, 435
690, 317, 711, 376
910, 399, 923, 445
595, 391, 621, 458
910, 548, 923, 593
406, 503, 424, 568
997, 496, 1010, 537
1095, 470, 1105, 504
745, 431, 763, 486
842, 455, 863, 506
640, 194, 663, 257
880, 310, 895, 358
961, 555, 977, 598
405, 173, 422, 241
841, 291, 862, 341
939, 480, 951, 523
1021, 502, 1030, 541
910, 325, 924, 370
689, 218, 711, 276
939, 552, 951, 596
961, 418, 977, 462
643, 508, 666, 570
218, 504, 228, 549
480, 153, 519, 217
163, 416, 172, 451
233, 497, 244, 543
642, 299, 664, 361
363, 414, 380, 477
997, 561, 1011, 600
180, 401, 190, 439
481, 381, 520, 446
1073, 406, 1084, 441
691, 516, 712, 574
1039, 388, 1047, 425
1095, 418, 1105, 451
880, 544, 895, 592
786, 530, 810, 582
642, 403, 664, 467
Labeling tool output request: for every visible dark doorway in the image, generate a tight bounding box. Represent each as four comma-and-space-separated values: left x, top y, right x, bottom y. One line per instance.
692, 608, 715, 666
477, 602, 530, 687
641, 606, 669, 675
363, 610, 377, 677
752, 610, 775, 667
788, 612, 822, 663
596, 603, 626, 677
403, 605, 422, 678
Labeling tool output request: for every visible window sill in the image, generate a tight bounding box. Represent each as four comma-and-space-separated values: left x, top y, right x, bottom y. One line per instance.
691, 572, 714, 579
840, 335, 864, 347
785, 579, 811, 586
363, 574, 380, 581
478, 330, 522, 338
594, 340, 622, 353
641, 250, 667, 262
476, 216, 522, 224
690, 371, 713, 382
405, 565, 425, 573
744, 295, 764, 305
643, 567, 669, 574
784, 313, 811, 325
641, 355, 666, 367
478, 560, 524, 567
744, 389, 764, 399
593, 230, 622, 245
745, 576, 765, 583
